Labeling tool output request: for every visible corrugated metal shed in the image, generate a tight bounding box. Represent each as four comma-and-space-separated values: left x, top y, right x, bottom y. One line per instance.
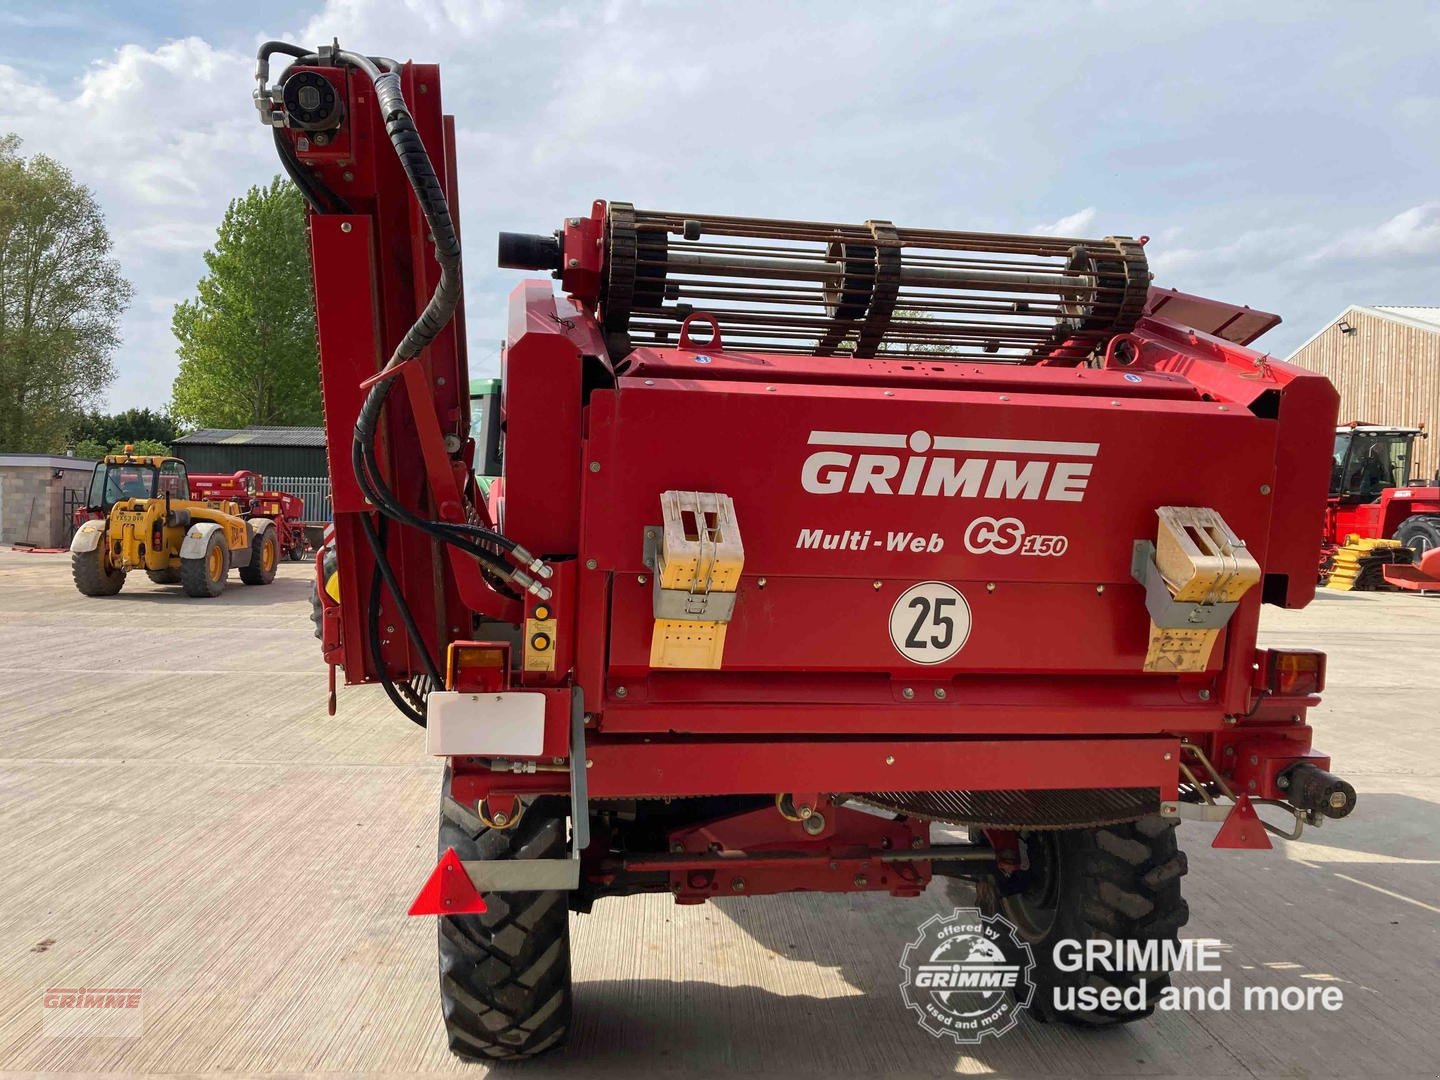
1287, 306, 1440, 480
172, 427, 328, 479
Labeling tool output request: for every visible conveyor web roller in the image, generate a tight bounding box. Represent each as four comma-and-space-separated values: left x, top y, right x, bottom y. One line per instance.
602, 203, 1150, 363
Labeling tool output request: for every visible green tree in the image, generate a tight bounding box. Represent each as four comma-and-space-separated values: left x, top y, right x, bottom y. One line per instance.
0, 134, 132, 452
70, 406, 180, 450
170, 177, 319, 427
72, 436, 170, 461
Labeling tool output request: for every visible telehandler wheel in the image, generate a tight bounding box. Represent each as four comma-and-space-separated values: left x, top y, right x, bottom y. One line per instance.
146, 567, 181, 585
436, 767, 572, 1061
239, 528, 278, 586
977, 814, 1189, 1026
181, 531, 229, 597
72, 545, 125, 597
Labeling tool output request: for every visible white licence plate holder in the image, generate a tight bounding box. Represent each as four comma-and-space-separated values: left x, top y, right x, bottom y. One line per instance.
425, 691, 546, 757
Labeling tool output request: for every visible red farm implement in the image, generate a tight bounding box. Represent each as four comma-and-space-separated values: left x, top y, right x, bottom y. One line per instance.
1323, 424, 1440, 591
257, 40, 1358, 1060
188, 471, 311, 561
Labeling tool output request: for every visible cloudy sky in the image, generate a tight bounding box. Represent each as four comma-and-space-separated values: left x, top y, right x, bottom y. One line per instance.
3, 0, 1438, 411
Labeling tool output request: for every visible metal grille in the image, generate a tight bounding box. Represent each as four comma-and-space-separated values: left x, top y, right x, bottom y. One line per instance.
61, 486, 88, 543
856, 788, 1160, 830
266, 475, 332, 522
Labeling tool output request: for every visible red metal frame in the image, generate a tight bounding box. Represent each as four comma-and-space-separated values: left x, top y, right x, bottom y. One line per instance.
289, 60, 1348, 906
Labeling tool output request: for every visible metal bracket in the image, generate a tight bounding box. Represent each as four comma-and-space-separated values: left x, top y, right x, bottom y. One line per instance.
1131, 541, 1240, 629
459, 687, 587, 893
643, 522, 737, 621
642, 523, 662, 570
652, 580, 737, 620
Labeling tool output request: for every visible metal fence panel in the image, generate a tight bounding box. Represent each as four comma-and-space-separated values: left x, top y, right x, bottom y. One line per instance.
266, 475, 333, 522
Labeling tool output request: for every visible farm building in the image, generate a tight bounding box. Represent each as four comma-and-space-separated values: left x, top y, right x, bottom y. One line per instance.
172, 426, 331, 523
1288, 306, 1440, 479
0, 454, 96, 548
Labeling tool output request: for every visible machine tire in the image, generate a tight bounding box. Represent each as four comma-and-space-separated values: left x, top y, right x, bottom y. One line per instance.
181, 531, 229, 597
976, 815, 1188, 1025
1395, 514, 1440, 561
146, 567, 181, 585
72, 545, 125, 597
239, 527, 278, 586
310, 545, 337, 640
436, 768, 572, 1061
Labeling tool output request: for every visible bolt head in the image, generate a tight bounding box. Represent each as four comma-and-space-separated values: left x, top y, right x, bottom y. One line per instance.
853, 874, 868, 887
568, 258, 579, 267
901, 687, 914, 700
585, 558, 597, 570
340, 222, 352, 233
1328, 791, 1348, 810
885, 754, 895, 765
1198, 689, 1212, 701
933, 687, 946, 700
615, 686, 627, 698
637, 574, 647, 584
873, 580, 882, 590
731, 877, 746, 892
1260, 484, 1272, 495
491, 811, 508, 826
589, 460, 601, 472
1096, 584, 1106, 594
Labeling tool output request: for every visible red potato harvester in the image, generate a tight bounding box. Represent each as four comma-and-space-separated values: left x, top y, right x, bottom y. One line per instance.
257, 39, 1357, 1061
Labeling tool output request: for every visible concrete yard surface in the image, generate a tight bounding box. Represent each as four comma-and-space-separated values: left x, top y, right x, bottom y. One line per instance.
0, 547, 1437, 1078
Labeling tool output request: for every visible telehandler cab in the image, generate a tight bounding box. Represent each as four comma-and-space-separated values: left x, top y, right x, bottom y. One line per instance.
70, 449, 280, 598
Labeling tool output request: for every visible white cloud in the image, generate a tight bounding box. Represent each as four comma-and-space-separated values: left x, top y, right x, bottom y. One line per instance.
5, 0, 1439, 404
1032, 207, 1097, 236
1312, 203, 1440, 262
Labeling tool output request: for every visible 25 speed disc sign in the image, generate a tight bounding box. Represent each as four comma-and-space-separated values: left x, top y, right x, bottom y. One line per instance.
889, 582, 972, 664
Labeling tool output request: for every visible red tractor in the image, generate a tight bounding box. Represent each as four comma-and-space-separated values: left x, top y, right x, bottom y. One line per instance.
1323, 424, 1440, 589
261, 41, 1357, 1061
188, 471, 311, 562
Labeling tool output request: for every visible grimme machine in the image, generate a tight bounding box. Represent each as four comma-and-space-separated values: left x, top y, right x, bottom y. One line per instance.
256, 40, 1357, 1060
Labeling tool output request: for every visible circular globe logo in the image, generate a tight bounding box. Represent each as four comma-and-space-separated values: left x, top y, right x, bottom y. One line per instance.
899, 908, 1035, 1043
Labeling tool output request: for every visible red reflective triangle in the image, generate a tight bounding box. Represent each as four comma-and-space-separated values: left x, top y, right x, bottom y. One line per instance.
1212, 794, 1273, 850
408, 847, 488, 915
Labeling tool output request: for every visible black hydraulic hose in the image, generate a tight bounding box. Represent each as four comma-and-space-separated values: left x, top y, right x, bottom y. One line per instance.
362, 515, 434, 726
352, 433, 515, 579
367, 558, 426, 727
272, 128, 351, 215
359, 511, 443, 687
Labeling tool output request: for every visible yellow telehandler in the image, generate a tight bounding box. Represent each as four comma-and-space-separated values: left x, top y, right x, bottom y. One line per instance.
69, 449, 279, 598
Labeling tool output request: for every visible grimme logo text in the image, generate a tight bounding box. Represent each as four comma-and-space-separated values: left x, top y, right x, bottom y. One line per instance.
801, 430, 1097, 501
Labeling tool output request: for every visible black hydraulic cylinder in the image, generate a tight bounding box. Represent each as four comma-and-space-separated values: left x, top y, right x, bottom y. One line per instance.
498, 231, 562, 271
1282, 763, 1357, 819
